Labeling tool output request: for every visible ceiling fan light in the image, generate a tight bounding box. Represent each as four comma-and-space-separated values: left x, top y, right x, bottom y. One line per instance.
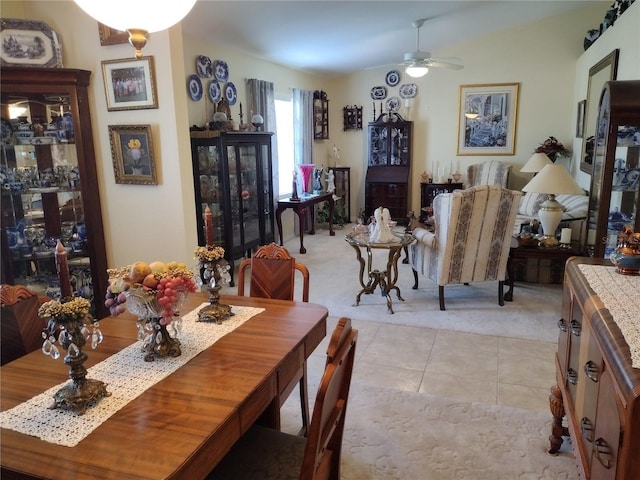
405, 64, 429, 78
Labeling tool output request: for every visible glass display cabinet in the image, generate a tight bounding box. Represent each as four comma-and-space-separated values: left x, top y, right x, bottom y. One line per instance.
365, 113, 412, 223
586, 80, 640, 258
1, 68, 109, 318
190, 131, 274, 284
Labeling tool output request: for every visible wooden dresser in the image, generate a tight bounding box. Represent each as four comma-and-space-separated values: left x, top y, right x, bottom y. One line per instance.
550, 257, 640, 479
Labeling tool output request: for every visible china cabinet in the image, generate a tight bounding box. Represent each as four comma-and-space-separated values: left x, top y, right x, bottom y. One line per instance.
586, 80, 640, 258
313, 90, 329, 140
190, 131, 274, 284
365, 113, 412, 223
1, 68, 108, 319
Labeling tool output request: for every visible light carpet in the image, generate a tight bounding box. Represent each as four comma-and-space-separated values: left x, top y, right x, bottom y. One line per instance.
224, 226, 565, 343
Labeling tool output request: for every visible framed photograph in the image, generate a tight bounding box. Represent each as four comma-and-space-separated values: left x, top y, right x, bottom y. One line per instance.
101, 56, 158, 111
457, 83, 520, 156
580, 49, 619, 174
98, 23, 129, 46
108, 125, 157, 185
576, 100, 586, 138
0, 18, 63, 68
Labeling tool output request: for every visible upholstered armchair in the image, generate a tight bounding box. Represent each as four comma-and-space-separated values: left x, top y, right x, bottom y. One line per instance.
409, 185, 522, 310
467, 160, 511, 187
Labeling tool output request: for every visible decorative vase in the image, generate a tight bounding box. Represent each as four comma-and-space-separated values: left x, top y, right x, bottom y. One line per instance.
298, 164, 315, 194
197, 260, 233, 323
125, 286, 187, 361
41, 304, 110, 414
610, 226, 640, 275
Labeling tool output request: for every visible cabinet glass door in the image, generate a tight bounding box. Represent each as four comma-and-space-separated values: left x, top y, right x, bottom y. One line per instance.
1, 97, 93, 305
260, 143, 273, 240
368, 125, 388, 166
196, 144, 225, 244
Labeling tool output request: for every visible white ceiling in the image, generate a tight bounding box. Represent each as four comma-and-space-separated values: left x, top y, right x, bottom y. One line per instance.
182, 0, 607, 78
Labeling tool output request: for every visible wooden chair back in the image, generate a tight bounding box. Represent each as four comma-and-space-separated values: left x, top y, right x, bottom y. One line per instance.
237, 243, 310, 302
300, 317, 358, 480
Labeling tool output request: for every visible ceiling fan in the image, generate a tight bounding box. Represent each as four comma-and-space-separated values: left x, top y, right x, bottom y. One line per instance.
402, 18, 464, 78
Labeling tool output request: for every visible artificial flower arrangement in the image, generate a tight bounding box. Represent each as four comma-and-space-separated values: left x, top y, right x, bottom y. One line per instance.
194, 245, 232, 287
534, 136, 571, 162
104, 260, 197, 325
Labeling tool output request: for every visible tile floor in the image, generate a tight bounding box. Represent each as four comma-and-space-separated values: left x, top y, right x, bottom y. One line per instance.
305, 318, 557, 414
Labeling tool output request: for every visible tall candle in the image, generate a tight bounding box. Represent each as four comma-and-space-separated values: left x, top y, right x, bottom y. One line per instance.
55, 240, 72, 299
204, 205, 214, 246
587, 229, 597, 245
560, 228, 572, 244
239, 102, 243, 117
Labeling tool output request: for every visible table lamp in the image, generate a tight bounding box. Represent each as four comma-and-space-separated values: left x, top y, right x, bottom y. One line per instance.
522, 164, 584, 247
521, 153, 553, 174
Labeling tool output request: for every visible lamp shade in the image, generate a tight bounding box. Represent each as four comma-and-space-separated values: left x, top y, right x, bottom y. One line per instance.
521, 164, 584, 195
521, 153, 553, 173
406, 65, 429, 78
74, 0, 196, 33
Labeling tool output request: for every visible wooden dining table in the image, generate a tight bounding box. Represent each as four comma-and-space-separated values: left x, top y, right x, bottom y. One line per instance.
1, 293, 327, 480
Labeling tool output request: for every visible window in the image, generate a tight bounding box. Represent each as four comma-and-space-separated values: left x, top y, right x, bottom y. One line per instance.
275, 97, 294, 197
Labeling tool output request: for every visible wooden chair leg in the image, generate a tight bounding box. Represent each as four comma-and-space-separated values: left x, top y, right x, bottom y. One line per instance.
439, 286, 445, 311
412, 268, 419, 289
498, 280, 504, 306
297, 361, 310, 437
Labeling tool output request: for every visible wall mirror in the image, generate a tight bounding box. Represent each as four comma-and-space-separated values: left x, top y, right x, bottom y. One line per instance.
580, 49, 619, 174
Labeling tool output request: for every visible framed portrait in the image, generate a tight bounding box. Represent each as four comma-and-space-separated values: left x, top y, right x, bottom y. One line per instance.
101, 56, 158, 111
580, 49, 619, 174
108, 125, 157, 185
97, 23, 128, 46
457, 83, 520, 156
576, 100, 586, 138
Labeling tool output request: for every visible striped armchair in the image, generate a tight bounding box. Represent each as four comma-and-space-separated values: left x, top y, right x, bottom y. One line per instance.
409, 185, 522, 310
467, 160, 511, 187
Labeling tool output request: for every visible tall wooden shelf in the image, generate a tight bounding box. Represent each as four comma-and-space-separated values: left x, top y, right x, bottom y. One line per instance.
0, 68, 109, 318
586, 80, 640, 258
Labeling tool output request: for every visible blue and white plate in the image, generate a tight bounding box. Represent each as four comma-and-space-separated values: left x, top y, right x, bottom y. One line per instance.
225, 82, 238, 105
385, 70, 401, 87
209, 80, 222, 103
399, 83, 418, 99
386, 96, 400, 113
1, 118, 13, 144
370, 86, 387, 100
188, 75, 203, 101
196, 55, 213, 78
214, 60, 229, 82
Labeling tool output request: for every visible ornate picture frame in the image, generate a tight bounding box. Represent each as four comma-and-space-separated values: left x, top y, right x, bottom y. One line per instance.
457, 83, 519, 156
101, 56, 158, 111
97, 23, 128, 46
580, 49, 619, 174
108, 125, 157, 185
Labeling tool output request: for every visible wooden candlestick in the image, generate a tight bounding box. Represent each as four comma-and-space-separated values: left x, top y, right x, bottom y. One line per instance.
204, 205, 214, 246
55, 240, 73, 299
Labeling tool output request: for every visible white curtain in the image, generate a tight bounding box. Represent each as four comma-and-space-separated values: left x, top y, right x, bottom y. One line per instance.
293, 88, 314, 167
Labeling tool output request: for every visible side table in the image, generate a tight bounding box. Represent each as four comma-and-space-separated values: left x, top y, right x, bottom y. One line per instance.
276, 192, 335, 254
345, 231, 414, 314
504, 239, 582, 301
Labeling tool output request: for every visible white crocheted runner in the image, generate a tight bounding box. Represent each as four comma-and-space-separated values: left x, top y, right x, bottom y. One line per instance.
578, 264, 640, 368
0, 304, 263, 447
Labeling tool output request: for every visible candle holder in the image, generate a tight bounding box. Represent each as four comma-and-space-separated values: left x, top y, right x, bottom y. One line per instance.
39, 297, 110, 415
194, 245, 233, 323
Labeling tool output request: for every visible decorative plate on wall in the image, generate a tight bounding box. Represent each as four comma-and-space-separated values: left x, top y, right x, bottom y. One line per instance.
196, 55, 213, 78
385, 70, 401, 87
386, 96, 400, 113
188, 75, 203, 101
370, 86, 387, 100
399, 83, 418, 99
209, 80, 222, 103
0, 18, 63, 68
214, 60, 229, 82
225, 82, 238, 105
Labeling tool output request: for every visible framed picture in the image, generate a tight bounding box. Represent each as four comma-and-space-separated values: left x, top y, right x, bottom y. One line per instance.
98, 23, 129, 46
580, 49, 619, 174
457, 83, 520, 156
101, 56, 158, 111
108, 125, 157, 185
576, 100, 586, 138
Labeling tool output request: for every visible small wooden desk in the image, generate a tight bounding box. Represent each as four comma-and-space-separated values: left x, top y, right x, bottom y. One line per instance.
1, 294, 327, 480
276, 193, 335, 254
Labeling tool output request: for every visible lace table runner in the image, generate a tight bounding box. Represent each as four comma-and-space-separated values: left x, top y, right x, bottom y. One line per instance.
0, 304, 264, 447
578, 264, 640, 368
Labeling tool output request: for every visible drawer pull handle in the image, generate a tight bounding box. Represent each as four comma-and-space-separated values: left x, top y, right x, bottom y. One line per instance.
567, 368, 578, 385
594, 438, 613, 469
570, 319, 581, 336
584, 361, 600, 383
557, 318, 568, 332
580, 417, 593, 442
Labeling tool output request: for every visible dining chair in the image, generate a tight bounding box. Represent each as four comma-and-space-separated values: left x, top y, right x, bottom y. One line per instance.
207, 317, 358, 480
237, 242, 311, 435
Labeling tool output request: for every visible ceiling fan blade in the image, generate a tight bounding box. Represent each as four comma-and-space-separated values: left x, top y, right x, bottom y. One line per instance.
427, 59, 464, 70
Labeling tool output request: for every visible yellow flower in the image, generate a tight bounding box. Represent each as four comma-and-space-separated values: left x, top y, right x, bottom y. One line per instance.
38, 297, 91, 322
194, 245, 225, 262
127, 138, 142, 149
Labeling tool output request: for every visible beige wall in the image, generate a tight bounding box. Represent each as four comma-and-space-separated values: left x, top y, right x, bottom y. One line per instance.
3, 1, 638, 268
